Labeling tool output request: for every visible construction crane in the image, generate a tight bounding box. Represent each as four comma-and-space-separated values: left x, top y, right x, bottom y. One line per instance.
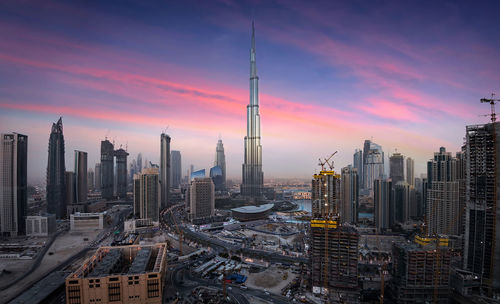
318, 152, 338, 171
480, 93, 500, 123
170, 210, 183, 256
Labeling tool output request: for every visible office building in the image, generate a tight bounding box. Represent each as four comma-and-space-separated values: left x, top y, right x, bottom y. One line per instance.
190, 169, 205, 181
46, 117, 66, 219
394, 181, 410, 224
363, 140, 384, 192
353, 149, 363, 190
406, 157, 415, 187
87, 169, 94, 192
389, 152, 405, 185
65, 243, 167, 304
426, 147, 461, 236
94, 163, 101, 191
241, 22, 264, 200
114, 147, 128, 198
214, 139, 226, 190
312, 170, 340, 218
65, 171, 75, 207
160, 133, 170, 208
26, 214, 57, 237
190, 177, 215, 221
463, 122, 500, 294
171, 150, 181, 189
210, 166, 224, 191
374, 178, 393, 231
340, 165, 358, 224
100, 139, 114, 200
391, 242, 451, 303
74, 150, 88, 203
133, 168, 160, 222
0, 133, 28, 236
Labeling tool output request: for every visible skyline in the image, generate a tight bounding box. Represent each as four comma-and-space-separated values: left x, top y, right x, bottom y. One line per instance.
1, 1, 500, 184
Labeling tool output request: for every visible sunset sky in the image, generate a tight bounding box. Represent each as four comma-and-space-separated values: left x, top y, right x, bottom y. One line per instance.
1, 0, 499, 184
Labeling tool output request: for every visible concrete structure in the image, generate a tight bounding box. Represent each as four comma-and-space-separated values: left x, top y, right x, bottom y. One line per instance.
70, 212, 104, 231
426, 147, 461, 236
171, 150, 181, 189
312, 170, 340, 218
463, 122, 500, 294
340, 165, 358, 224
389, 152, 405, 185
94, 163, 101, 191
74, 150, 87, 203
241, 22, 264, 200
160, 133, 170, 208
353, 149, 363, 191
374, 178, 393, 231
46, 117, 67, 219
26, 214, 56, 236
65, 243, 167, 304
406, 157, 415, 187
391, 242, 451, 303
231, 203, 274, 221
310, 218, 359, 303
0, 133, 28, 236
100, 139, 114, 200
124, 218, 157, 233
134, 168, 160, 222
363, 140, 384, 192
114, 148, 128, 198
214, 139, 226, 190
190, 177, 215, 221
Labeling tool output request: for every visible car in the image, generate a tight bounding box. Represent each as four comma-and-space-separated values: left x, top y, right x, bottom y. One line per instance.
240, 285, 247, 290
265, 291, 270, 295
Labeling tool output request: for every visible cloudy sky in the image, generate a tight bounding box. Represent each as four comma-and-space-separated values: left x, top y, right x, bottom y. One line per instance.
0, 0, 499, 184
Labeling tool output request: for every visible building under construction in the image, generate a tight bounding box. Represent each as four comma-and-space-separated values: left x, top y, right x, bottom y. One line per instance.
463, 121, 500, 295
391, 239, 451, 303
310, 168, 360, 303
65, 243, 167, 304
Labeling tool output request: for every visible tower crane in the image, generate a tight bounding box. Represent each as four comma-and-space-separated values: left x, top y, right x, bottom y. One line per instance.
480, 93, 500, 123
318, 151, 338, 171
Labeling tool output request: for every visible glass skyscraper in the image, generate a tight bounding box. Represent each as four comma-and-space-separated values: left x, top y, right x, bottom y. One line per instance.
46, 117, 66, 218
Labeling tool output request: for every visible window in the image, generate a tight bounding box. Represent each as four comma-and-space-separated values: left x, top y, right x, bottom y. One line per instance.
67, 285, 81, 304
147, 279, 159, 298
108, 283, 121, 302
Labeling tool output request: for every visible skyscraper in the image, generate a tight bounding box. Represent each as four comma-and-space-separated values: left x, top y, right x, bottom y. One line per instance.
209, 166, 224, 191
312, 171, 340, 218
214, 139, 226, 190
160, 133, 170, 208
0, 133, 28, 236
363, 140, 384, 192
340, 165, 359, 224
100, 139, 114, 200
137, 153, 143, 172
87, 168, 94, 192
74, 150, 87, 203
353, 149, 363, 189
171, 150, 181, 189
133, 168, 160, 222
394, 181, 410, 224
46, 117, 66, 219
190, 177, 215, 221
94, 163, 101, 191
406, 157, 415, 187
65, 171, 75, 207
389, 152, 404, 185
241, 22, 264, 199
374, 178, 393, 231
114, 147, 128, 198
463, 122, 500, 293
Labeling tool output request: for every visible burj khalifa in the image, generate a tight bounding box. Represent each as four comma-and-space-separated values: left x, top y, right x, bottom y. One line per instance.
241, 22, 264, 199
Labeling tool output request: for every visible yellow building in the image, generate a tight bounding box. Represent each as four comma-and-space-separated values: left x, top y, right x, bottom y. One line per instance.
66, 243, 167, 304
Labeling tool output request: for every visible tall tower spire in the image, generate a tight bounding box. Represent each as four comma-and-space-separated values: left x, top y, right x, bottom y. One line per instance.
242, 22, 264, 200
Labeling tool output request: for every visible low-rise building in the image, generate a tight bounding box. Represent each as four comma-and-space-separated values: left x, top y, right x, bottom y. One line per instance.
25, 214, 57, 236
70, 212, 104, 231
124, 218, 158, 233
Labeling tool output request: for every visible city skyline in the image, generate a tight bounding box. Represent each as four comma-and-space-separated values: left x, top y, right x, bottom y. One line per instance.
1, 1, 500, 184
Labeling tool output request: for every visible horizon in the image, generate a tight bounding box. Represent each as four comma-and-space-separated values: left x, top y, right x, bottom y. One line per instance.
1, 1, 499, 184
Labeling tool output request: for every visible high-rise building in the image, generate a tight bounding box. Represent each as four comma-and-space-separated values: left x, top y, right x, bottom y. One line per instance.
241, 22, 264, 200
463, 122, 500, 293
171, 150, 181, 189
87, 168, 94, 192
0, 133, 28, 236
100, 139, 114, 200
353, 149, 363, 189
114, 147, 128, 198
214, 139, 226, 190
160, 133, 170, 209
94, 163, 101, 191
209, 166, 224, 191
65, 171, 75, 207
374, 178, 393, 232
189, 177, 215, 221
340, 165, 358, 224
394, 181, 410, 224
406, 157, 415, 187
312, 171, 340, 218
426, 147, 460, 236
137, 153, 143, 171
133, 168, 160, 222
46, 117, 66, 219
363, 140, 384, 192
190, 169, 205, 181
389, 152, 405, 185
74, 150, 87, 203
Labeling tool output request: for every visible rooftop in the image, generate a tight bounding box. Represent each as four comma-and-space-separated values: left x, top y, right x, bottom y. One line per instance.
231, 203, 274, 214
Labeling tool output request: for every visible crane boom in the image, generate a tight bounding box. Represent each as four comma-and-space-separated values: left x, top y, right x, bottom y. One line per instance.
480, 93, 500, 123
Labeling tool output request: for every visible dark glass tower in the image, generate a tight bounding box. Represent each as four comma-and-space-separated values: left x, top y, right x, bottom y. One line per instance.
160, 133, 171, 208
241, 22, 264, 200
100, 139, 114, 200
46, 118, 66, 218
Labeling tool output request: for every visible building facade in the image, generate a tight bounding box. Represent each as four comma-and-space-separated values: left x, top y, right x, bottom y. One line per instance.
100, 139, 114, 200
171, 150, 181, 190
389, 152, 405, 185
374, 178, 393, 232
74, 150, 88, 203
214, 139, 226, 190
340, 165, 358, 224
114, 148, 128, 198
160, 133, 170, 208
133, 168, 160, 222
70, 212, 104, 231
406, 157, 415, 187
312, 171, 340, 218
190, 177, 215, 221
363, 140, 384, 192
94, 163, 101, 191
26, 214, 57, 236
46, 117, 66, 219
353, 149, 363, 190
